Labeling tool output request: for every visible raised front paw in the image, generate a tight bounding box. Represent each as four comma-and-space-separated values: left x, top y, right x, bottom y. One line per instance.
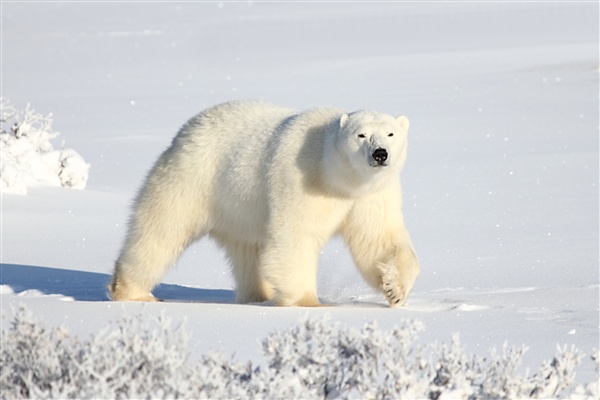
382, 273, 407, 307
379, 260, 418, 308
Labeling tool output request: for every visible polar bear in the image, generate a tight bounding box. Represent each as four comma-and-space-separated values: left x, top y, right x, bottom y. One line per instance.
109, 101, 419, 307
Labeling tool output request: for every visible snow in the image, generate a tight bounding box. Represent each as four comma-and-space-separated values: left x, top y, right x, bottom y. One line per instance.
2, 0, 598, 389
1, 99, 90, 194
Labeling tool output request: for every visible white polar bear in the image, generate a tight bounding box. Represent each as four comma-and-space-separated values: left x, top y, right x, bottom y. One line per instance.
109, 100, 419, 307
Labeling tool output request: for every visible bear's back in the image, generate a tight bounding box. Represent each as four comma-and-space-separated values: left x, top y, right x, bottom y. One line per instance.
172, 101, 297, 241
179, 100, 295, 143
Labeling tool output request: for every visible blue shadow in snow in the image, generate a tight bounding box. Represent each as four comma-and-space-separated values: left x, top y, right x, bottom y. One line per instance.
0, 264, 235, 303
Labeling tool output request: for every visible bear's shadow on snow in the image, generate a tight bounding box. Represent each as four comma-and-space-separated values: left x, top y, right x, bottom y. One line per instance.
0, 264, 235, 303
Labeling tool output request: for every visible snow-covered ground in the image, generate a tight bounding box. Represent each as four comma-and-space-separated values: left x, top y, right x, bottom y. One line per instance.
2, 0, 598, 385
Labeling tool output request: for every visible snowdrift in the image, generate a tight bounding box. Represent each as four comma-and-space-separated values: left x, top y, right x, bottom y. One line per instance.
1, 98, 89, 195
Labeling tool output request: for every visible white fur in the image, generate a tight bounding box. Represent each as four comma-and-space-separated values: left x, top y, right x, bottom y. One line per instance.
109, 101, 419, 307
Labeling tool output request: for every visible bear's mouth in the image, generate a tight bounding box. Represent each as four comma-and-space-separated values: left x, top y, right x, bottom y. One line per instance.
370, 160, 388, 168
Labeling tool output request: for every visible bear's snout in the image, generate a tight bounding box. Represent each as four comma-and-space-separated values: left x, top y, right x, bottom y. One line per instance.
372, 148, 388, 165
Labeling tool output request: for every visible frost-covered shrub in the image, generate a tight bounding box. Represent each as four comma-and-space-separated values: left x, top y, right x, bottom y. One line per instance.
258, 319, 598, 399
1, 306, 598, 399
259, 318, 428, 399
0, 98, 89, 194
0, 307, 193, 399
571, 350, 600, 400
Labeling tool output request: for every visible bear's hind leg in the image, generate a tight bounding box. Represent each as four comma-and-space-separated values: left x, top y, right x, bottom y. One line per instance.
111, 222, 208, 302
223, 241, 274, 303
110, 179, 209, 301
110, 259, 163, 302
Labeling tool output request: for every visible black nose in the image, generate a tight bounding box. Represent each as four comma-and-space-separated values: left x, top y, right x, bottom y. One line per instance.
372, 148, 388, 164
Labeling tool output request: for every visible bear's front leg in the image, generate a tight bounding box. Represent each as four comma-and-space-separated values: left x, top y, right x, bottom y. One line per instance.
341, 183, 420, 307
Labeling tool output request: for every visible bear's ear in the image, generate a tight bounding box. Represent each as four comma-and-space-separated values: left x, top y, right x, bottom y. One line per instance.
339, 114, 349, 128
396, 115, 410, 133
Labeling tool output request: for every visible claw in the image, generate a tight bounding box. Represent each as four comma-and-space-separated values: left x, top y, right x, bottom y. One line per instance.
379, 262, 409, 308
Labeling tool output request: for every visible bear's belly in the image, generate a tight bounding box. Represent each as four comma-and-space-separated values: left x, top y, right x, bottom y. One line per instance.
208, 196, 268, 244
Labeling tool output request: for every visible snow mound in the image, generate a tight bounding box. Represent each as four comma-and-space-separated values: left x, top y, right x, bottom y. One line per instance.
1, 98, 90, 195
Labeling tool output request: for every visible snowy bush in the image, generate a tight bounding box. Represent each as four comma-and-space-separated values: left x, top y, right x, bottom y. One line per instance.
1, 98, 89, 195
1, 306, 598, 399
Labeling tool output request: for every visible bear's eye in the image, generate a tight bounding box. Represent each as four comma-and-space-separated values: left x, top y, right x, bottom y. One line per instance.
358, 133, 366, 139
388, 133, 394, 137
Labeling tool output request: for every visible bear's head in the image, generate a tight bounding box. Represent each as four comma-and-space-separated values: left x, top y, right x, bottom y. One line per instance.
337, 110, 410, 177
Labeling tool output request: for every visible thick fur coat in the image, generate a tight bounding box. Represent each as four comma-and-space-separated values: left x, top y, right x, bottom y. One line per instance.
110, 101, 419, 307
